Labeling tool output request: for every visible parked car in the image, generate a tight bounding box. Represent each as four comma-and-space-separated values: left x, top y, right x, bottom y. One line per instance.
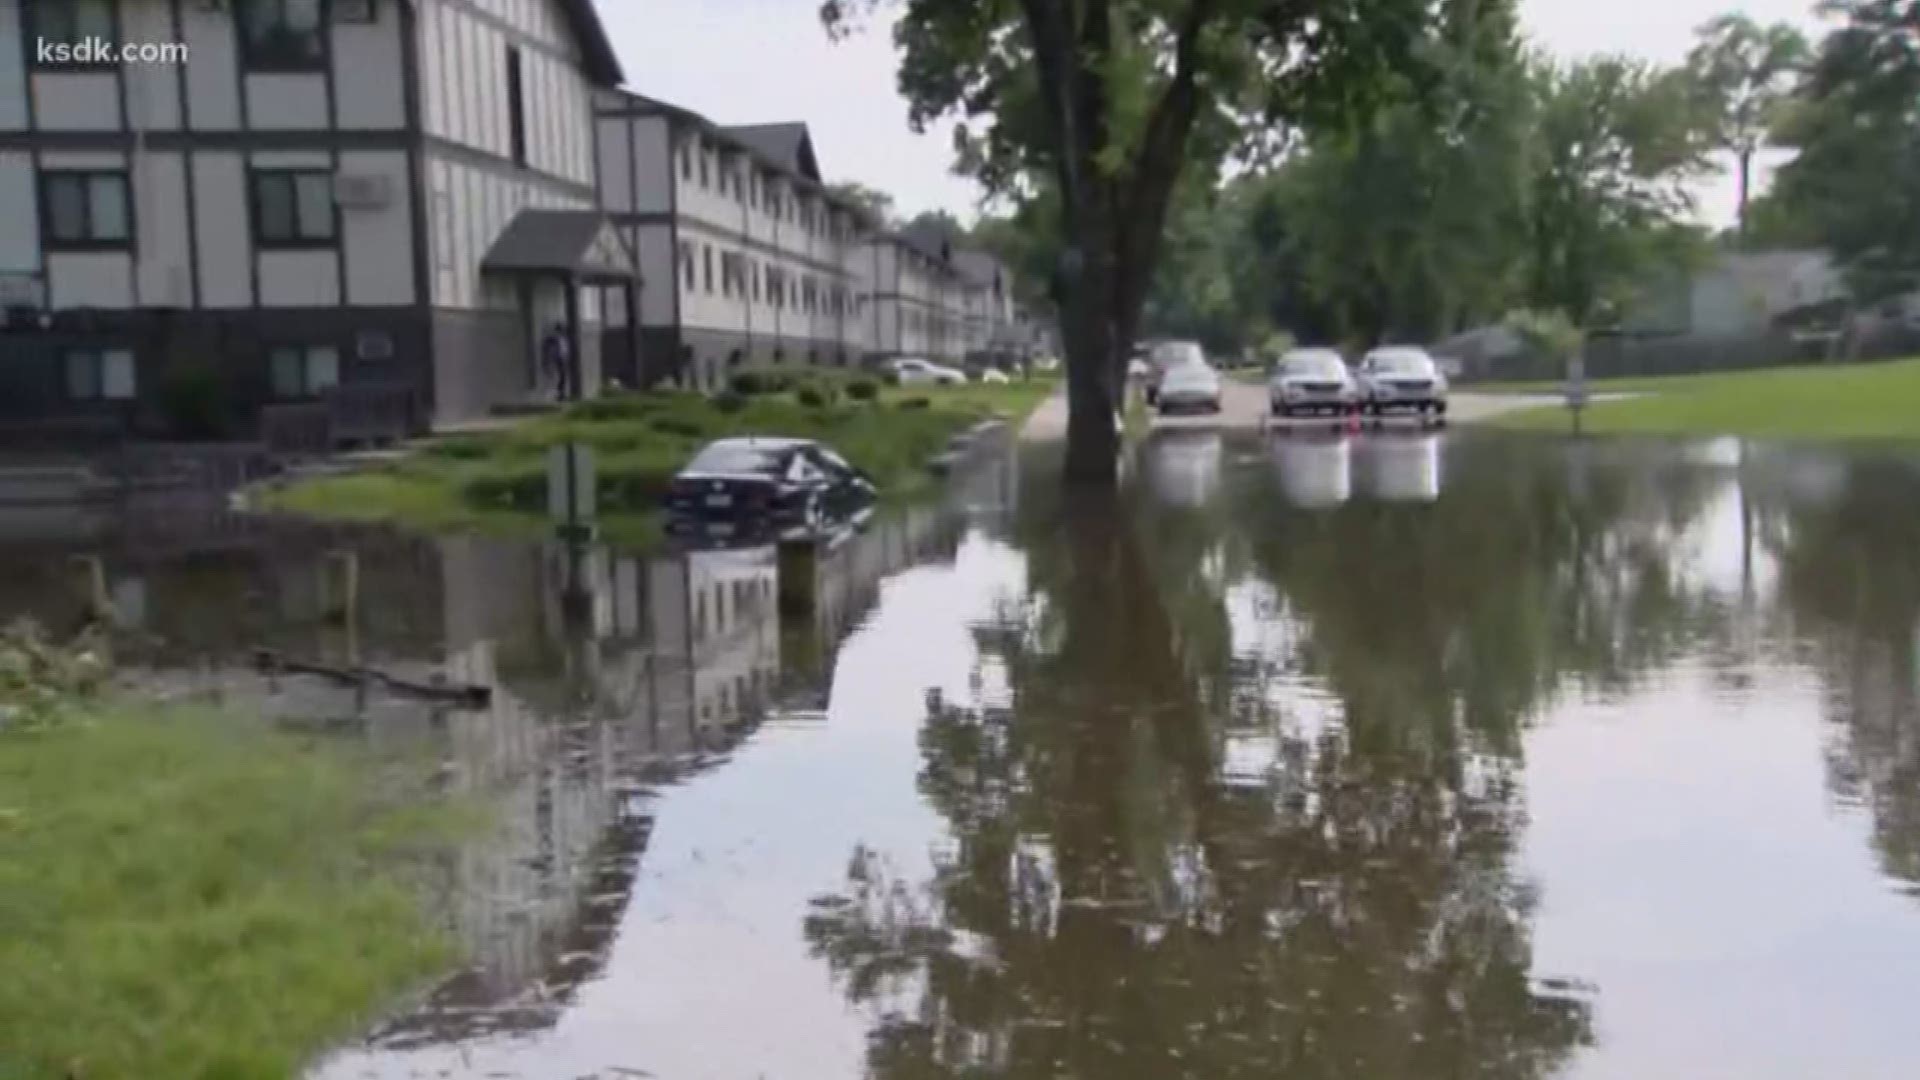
1146, 340, 1206, 405
663, 437, 876, 544
980, 368, 1012, 385
1268, 348, 1357, 418
887, 357, 969, 386
1355, 346, 1449, 421
1155, 360, 1222, 415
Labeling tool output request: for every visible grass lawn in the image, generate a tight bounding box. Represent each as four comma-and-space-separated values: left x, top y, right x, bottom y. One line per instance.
1483, 357, 1920, 441
0, 707, 467, 1079
262, 374, 1057, 543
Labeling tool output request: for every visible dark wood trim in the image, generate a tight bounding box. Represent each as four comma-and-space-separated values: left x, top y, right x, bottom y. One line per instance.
435, 0, 579, 68
322, 0, 347, 306
109, 0, 129, 130
169, 0, 201, 307
397, 0, 431, 314
0, 129, 415, 152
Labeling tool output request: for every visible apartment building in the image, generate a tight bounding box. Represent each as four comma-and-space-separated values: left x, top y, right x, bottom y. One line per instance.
592, 91, 883, 391
0, 0, 634, 436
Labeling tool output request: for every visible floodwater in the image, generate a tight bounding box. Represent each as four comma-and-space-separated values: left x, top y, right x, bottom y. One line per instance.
10, 427, 1920, 1078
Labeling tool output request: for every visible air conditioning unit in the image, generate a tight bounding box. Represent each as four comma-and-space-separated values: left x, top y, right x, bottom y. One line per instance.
333, 174, 393, 209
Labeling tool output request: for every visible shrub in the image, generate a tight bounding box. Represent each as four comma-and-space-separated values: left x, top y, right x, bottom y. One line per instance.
159, 364, 230, 441
0, 622, 110, 733
423, 438, 492, 461
847, 379, 880, 402
730, 371, 769, 396
713, 391, 748, 414
650, 416, 707, 439
461, 469, 546, 511
797, 386, 828, 409
568, 393, 657, 421
899, 396, 931, 411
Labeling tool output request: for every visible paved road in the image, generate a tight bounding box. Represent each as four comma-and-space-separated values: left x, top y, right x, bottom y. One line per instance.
1020, 380, 1557, 441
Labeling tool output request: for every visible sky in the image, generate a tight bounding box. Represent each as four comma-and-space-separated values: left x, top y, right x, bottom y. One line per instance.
597, 0, 1836, 231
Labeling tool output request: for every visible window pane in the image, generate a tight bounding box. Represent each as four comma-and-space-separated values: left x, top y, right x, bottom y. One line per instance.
87, 175, 127, 241
65, 351, 99, 399
46, 176, 88, 241
257, 175, 294, 241
307, 347, 339, 392
294, 174, 334, 240
100, 350, 136, 400
77, 0, 114, 39
270, 347, 304, 397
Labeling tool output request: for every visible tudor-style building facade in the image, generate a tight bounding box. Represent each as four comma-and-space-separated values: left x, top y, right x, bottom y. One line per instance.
0, 0, 633, 435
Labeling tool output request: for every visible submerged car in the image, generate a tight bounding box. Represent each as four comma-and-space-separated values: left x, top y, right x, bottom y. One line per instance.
1269, 348, 1358, 418
1156, 361, 1223, 415
888, 357, 968, 386
664, 437, 876, 544
1356, 347, 1449, 421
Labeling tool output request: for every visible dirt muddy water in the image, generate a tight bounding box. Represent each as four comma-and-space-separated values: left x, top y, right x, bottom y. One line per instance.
9, 430, 1920, 1078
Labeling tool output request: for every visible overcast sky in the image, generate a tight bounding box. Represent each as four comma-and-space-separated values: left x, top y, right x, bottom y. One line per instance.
597, 0, 1835, 231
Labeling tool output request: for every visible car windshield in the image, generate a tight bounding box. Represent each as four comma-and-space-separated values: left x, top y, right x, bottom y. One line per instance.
1371, 351, 1434, 376
1281, 354, 1345, 378
1164, 363, 1214, 385
684, 444, 787, 476
1152, 342, 1205, 369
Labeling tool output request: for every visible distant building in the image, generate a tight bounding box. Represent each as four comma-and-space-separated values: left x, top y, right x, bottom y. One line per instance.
1620, 249, 1849, 337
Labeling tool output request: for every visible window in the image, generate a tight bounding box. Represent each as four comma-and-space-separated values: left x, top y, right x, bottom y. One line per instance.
678, 242, 694, 290
41, 171, 130, 248
269, 344, 340, 399
505, 47, 528, 167
702, 245, 713, 294
251, 170, 335, 246
29, 0, 116, 67
679, 145, 692, 181
63, 348, 135, 401
239, 0, 325, 70
697, 148, 709, 187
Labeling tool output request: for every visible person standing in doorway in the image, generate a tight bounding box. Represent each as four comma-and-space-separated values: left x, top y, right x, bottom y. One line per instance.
541, 322, 572, 401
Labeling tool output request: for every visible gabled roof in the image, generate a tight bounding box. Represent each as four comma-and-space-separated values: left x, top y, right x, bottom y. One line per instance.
897, 220, 954, 266
481, 210, 635, 282
557, 0, 623, 87
595, 90, 879, 227
953, 249, 1004, 289
721, 123, 821, 183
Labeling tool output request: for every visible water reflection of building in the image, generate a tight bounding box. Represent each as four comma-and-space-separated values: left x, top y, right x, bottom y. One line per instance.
0, 480, 985, 1048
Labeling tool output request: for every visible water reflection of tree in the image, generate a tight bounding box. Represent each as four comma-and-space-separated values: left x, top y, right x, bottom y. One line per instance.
1775, 459, 1920, 887
1235, 439, 1729, 757
805, 483, 1590, 1079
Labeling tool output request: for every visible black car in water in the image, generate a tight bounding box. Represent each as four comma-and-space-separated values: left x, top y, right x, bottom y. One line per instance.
663, 438, 876, 544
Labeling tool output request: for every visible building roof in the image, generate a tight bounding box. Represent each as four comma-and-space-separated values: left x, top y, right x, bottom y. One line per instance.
560, 0, 624, 87
596, 91, 877, 227
953, 249, 1004, 289
481, 210, 635, 281
896, 220, 954, 266
721, 123, 821, 183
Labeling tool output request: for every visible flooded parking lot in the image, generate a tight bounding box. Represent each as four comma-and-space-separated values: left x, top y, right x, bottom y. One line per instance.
10, 428, 1920, 1078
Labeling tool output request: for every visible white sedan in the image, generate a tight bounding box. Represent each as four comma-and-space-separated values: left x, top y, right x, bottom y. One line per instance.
1155, 362, 1222, 415
888, 358, 969, 386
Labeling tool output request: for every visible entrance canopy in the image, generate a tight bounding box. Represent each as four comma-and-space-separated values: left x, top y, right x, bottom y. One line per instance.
481, 210, 636, 284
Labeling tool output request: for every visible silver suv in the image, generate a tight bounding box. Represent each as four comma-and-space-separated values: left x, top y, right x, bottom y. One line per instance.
1355, 347, 1449, 422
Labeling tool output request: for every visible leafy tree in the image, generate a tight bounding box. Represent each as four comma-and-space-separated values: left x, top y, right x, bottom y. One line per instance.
1768, 0, 1920, 300
826, 180, 898, 226
1684, 14, 1811, 239
1524, 56, 1714, 324
822, 0, 1444, 484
